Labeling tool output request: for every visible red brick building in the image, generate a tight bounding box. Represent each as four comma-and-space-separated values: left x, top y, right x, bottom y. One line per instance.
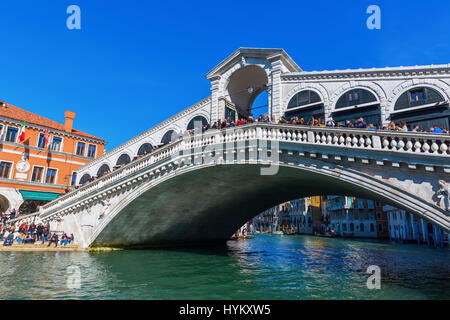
0, 100, 106, 215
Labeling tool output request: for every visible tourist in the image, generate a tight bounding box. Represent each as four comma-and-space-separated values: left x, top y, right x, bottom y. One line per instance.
344, 120, 354, 128
279, 116, 288, 124
48, 233, 59, 247
387, 121, 397, 130
220, 119, 228, 129
42, 225, 49, 244
326, 118, 335, 127
412, 125, 420, 132
237, 118, 246, 126
398, 121, 408, 132
3, 231, 14, 246
430, 125, 445, 134
354, 117, 367, 128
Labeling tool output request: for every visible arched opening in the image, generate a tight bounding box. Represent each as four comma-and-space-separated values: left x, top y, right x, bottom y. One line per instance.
226, 65, 269, 119
97, 164, 111, 177
332, 88, 381, 126
79, 174, 91, 185
187, 116, 208, 131
391, 86, 449, 131
19, 199, 47, 215
284, 90, 324, 123
161, 130, 176, 145
0, 194, 9, 212
92, 163, 447, 249
138, 143, 153, 156
116, 154, 131, 166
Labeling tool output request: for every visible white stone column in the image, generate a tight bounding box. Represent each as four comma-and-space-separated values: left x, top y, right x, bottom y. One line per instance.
209, 77, 221, 123
268, 57, 283, 121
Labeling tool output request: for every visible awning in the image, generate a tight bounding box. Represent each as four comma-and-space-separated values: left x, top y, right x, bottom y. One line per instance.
20, 190, 60, 201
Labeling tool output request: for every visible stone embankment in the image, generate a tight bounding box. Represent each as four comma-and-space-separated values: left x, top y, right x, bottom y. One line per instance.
0, 243, 82, 252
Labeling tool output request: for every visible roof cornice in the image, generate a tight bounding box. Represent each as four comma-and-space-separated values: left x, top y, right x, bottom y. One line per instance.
206, 47, 302, 79
282, 64, 450, 81
0, 116, 106, 145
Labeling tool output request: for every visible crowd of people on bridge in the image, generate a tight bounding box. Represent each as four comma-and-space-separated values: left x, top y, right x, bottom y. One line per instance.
275, 115, 448, 134
206, 114, 448, 134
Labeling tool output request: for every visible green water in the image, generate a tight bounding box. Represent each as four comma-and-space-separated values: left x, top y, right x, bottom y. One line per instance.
0, 234, 449, 299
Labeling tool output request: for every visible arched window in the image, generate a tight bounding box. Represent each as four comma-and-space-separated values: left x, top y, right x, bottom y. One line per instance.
392, 86, 449, 131
79, 174, 91, 185
333, 88, 381, 125
395, 87, 444, 111
137, 143, 153, 156
336, 89, 377, 109
161, 130, 176, 145
97, 164, 110, 177
370, 223, 375, 232
187, 116, 208, 131
284, 90, 324, 123
350, 223, 354, 232
116, 154, 131, 166
360, 223, 365, 232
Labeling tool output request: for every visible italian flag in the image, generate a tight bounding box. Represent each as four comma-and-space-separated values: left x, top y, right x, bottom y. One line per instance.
18, 121, 26, 143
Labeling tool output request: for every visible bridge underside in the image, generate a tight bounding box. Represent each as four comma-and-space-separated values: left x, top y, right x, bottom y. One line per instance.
91, 164, 432, 248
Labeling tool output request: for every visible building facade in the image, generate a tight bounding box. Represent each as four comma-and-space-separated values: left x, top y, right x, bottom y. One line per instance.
0, 100, 106, 215
328, 196, 378, 238
252, 196, 323, 235
384, 205, 448, 247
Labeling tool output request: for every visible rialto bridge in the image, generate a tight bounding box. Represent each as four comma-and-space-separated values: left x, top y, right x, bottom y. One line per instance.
35, 48, 450, 248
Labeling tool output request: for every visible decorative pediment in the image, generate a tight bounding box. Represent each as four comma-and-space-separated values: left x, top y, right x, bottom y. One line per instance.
206, 47, 302, 80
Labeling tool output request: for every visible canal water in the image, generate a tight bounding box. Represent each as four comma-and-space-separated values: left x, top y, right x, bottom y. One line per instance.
0, 234, 449, 300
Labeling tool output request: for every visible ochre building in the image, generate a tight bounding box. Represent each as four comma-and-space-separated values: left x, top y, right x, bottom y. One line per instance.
0, 100, 106, 214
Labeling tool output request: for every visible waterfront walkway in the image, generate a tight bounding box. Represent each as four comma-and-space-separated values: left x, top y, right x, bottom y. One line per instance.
0, 243, 81, 252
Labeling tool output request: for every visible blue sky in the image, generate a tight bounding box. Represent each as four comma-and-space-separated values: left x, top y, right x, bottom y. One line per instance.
0, 0, 449, 150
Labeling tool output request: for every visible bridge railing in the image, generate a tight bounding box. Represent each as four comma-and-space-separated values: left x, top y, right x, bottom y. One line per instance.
39, 123, 449, 218
40, 139, 184, 216
212, 124, 450, 155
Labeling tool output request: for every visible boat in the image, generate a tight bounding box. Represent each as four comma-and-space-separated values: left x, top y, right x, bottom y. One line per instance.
315, 231, 338, 238
272, 231, 284, 235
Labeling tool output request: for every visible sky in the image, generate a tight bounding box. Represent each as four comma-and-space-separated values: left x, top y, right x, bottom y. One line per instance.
0, 0, 449, 151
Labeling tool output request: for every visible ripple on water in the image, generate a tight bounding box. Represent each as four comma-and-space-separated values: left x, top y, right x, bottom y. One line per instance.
0, 235, 449, 299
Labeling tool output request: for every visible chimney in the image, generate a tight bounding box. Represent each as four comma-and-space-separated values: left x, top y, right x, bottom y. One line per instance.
64, 111, 76, 133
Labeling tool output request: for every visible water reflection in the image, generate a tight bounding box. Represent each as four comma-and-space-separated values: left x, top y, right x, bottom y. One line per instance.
0, 234, 448, 299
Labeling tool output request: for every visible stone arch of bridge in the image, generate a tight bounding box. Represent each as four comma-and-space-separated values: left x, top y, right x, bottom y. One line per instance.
84, 161, 449, 248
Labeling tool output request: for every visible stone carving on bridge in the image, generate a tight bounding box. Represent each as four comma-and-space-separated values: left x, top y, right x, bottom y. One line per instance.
437, 180, 450, 214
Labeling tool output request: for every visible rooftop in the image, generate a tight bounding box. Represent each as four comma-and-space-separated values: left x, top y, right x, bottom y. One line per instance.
0, 100, 105, 142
